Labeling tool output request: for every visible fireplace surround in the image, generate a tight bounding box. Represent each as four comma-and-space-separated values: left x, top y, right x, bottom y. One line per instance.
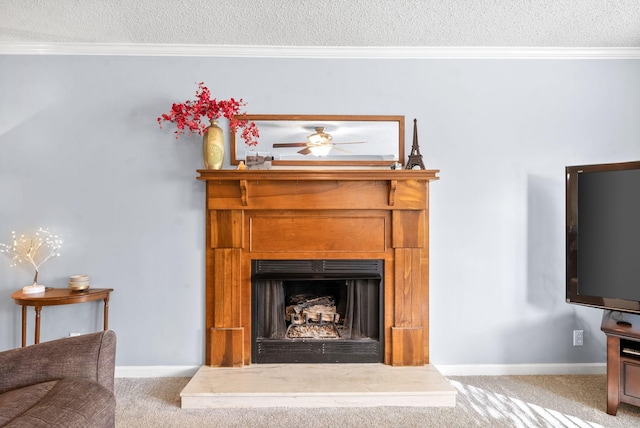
197, 169, 439, 367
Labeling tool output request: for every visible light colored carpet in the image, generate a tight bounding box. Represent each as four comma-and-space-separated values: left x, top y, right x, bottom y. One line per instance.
115, 375, 640, 427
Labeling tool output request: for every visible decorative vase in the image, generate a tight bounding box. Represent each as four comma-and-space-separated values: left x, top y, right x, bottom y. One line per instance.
203, 120, 224, 170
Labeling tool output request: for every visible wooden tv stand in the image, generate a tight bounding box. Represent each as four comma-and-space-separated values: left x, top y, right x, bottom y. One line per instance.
601, 310, 640, 415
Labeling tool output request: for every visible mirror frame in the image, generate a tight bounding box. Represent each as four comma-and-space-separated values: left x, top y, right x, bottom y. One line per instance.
230, 114, 405, 167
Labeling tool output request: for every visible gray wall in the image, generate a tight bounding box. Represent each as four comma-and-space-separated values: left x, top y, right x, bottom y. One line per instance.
1, 55, 639, 367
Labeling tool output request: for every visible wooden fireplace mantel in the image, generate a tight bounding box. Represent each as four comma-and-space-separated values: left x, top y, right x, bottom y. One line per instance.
197, 169, 439, 367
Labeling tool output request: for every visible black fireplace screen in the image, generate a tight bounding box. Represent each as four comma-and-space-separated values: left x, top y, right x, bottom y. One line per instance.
252, 260, 383, 363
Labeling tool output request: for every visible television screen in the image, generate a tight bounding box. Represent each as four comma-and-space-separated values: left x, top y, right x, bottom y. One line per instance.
566, 161, 640, 314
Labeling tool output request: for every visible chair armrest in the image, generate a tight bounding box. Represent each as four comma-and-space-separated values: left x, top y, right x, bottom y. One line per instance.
0, 330, 116, 394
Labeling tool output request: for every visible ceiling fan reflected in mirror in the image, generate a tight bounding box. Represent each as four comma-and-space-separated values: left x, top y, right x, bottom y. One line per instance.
272, 127, 364, 156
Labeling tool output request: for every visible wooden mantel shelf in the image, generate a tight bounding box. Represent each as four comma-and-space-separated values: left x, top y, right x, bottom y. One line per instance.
197, 169, 439, 181
198, 167, 439, 367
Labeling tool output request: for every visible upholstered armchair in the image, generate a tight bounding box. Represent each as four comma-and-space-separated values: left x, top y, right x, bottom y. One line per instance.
0, 330, 116, 427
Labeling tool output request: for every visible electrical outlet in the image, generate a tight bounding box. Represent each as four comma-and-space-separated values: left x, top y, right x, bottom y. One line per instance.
573, 330, 584, 346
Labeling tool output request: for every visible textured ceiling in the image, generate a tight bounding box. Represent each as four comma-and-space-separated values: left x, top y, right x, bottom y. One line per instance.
1, 0, 639, 48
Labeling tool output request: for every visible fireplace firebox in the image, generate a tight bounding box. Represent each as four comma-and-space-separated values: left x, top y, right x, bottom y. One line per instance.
252, 259, 383, 363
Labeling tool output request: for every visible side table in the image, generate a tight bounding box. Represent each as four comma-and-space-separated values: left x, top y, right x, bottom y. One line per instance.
11, 287, 114, 347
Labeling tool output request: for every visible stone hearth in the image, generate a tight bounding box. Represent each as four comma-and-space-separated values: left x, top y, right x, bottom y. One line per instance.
181, 364, 456, 408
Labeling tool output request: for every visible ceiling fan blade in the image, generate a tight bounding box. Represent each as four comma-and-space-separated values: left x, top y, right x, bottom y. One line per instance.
332, 141, 365, 145
297, 147, 312, 155
273, 142, 308, 148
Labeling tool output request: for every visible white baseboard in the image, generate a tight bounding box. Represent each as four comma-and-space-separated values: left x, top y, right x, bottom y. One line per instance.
434, 363, 606, 376
115, 363, 606, 378
115, 366, 200, 378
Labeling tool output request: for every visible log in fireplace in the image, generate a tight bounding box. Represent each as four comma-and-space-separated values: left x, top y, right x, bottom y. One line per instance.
197, 169, 439, 367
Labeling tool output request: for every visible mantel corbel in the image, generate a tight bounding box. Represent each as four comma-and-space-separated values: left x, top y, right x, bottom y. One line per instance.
239, 179, 248, 206
388, 180, 397, 206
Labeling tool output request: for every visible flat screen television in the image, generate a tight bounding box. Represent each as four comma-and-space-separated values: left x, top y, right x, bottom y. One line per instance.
566, 160, 640, 315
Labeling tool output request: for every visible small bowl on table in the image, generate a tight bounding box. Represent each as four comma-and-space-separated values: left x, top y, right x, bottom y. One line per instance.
69, 275, 90, 291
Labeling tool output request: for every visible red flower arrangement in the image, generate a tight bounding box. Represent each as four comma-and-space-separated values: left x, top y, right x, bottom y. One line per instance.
157, 82, 259, 147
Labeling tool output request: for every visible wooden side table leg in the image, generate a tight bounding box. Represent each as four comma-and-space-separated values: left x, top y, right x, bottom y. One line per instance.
21, 306, 27, 347
34, 306, 42, 345
103, 295, 110, 330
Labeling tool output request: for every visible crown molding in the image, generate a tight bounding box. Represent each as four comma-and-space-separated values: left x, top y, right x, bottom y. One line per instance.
1, 43, 640, 59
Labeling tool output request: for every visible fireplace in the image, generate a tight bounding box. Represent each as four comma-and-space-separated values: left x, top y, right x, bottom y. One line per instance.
197, 169, 439, 367
252, 259, 383, 363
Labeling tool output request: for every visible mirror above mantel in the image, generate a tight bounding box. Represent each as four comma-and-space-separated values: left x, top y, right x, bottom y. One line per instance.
230, 115, 405, 167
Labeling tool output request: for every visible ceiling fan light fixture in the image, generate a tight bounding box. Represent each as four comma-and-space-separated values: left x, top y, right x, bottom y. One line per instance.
308, 144, 333, 157
307, 127, 332, 145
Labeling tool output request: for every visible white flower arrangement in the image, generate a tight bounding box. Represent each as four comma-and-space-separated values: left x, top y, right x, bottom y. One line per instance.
0, 228, 62, 294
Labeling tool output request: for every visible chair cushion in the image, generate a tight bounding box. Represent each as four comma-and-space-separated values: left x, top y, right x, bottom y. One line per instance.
0, 380, 58, 425
0, 377, 115, 428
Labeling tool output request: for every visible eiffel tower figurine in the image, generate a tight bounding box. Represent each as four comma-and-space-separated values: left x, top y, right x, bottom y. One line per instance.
405, 118, 425, 170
